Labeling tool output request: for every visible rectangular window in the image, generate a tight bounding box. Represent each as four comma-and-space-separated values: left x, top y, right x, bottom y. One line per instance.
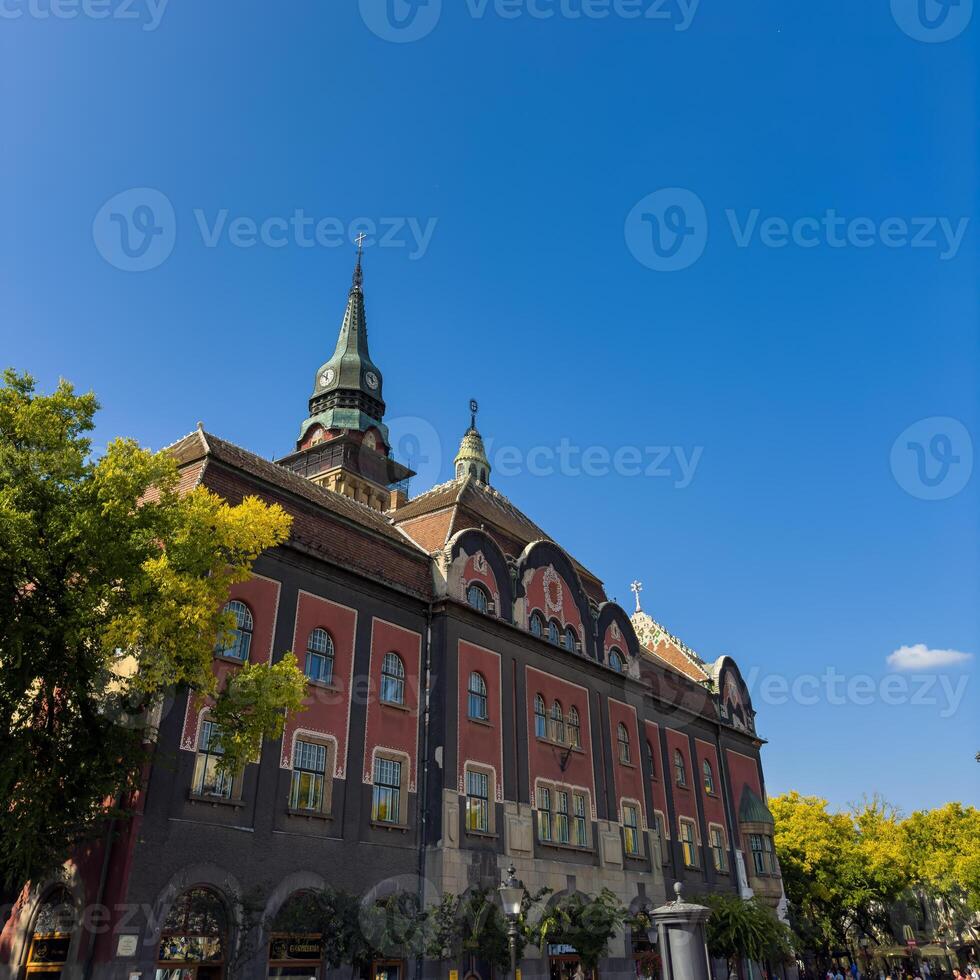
710, 826, 727, 872
466, 769, 490, 833
623, 804, 640, 856
192, 720, 232, 799
654, 812, 670, 863
573, 794, 588, 847
680, 819, 699, 868
305, 650, 333, 685
372, 756, 402, 824
538, 787, 552, 841
763, 834, 776, 874
290, 739, 327, 812
749, 834, 766, 875
555, 791, 570, 844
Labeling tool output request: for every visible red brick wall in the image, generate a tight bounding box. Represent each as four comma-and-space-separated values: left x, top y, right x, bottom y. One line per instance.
456, 641, 504, 801
644, 721, 669, 827
665, 727, 699, 833
524, 565, 584, 638
608, 698, 646, 825
725, 748, 763, 835
280, 590, 358, 776
695, 738, 728, 838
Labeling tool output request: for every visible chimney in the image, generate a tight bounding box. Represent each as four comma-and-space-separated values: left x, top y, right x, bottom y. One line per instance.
389, 488, 408, 511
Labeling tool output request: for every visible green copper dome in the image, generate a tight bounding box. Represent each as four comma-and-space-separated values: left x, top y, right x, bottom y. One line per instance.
738, 786, 774, 825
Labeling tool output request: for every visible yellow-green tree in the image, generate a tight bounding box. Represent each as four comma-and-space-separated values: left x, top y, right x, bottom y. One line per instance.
0, 370, 306, 903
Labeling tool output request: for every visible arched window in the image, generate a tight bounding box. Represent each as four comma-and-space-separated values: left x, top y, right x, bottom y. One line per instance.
534, 694, 547, 738
157, 887, 227, 973
380, 652, 405, 705
550, 701, 565, 744
568, 706, 581, 748
269, 892, 323, 974
703, 759, 715, 795
563, 626, 578, 652
608, 647, 624, 673
530, 612, 545, 637
674, 749, 687, 787
305, 627, 334, 684
466, 582, 489, 613
547, 620, 561, 645
647, 740, 657, 778
26, 888, 75, 978
617, 723, 631, 764
468, 672, 488, 720
216, 599, 253, 661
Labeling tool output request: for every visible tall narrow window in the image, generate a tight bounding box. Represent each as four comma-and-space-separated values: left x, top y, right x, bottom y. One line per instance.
703, 759, 715, 795
192, 720, 231, 799
380, 653, 405, 705
530, 612, 545, 637
372, 756, 402, 824
555, 791, 570, 844
538, 787, 552, 841
568, 706, 581, 748
563, 626, 578, 652
550, 701, 565, 744
534, 694, 547, 738
763, 835, 776, 874
305, 628, 334, 684
290, 739, 327, 812
710, 826, 727, 872
468, 672, 488, 721
623, 804, 640, 856
216, 600, 253, 661
680, 819, 699, 868
466, 583, 489, 613
749, 833, 766, 875
608, 647, 624, 673
466, 769, 490, 833
654, 812, 670, 863
547, 620, 560, 645
674, 749, 687, 786
573, 794, 588, 846
617, 723, 631, 764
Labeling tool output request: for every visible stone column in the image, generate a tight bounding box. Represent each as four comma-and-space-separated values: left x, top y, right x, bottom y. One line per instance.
648, 883, 713, 980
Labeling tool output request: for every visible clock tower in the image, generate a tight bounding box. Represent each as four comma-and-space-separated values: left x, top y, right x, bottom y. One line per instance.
278, 246, 415, 511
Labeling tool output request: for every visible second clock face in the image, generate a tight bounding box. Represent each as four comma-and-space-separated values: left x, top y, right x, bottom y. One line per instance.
319, 369, 335, 388
365, 371, 379, 390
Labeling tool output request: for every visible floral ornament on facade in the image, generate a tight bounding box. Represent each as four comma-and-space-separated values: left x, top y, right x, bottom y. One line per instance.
543, 565, 563, 616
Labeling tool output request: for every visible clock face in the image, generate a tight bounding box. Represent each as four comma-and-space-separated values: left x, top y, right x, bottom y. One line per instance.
319, 369, 335, 388
365, 371, 379, 390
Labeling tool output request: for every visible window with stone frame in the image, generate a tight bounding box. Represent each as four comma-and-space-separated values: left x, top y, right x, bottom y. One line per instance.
533, 694, 547, 738
537, 786, 553, 841
679, 817, 699, 868
289, 737, 333, 814
465, 767, 491, 833
623, 803, 641, 856
709, 824, 728, 872
191, 719, 236, 800
573, 794, 588, 846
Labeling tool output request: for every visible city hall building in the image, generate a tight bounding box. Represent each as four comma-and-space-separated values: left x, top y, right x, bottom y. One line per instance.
1, 252, 785, 980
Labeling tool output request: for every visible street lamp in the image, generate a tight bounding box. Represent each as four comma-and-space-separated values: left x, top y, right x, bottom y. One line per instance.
498, 865, 524, 980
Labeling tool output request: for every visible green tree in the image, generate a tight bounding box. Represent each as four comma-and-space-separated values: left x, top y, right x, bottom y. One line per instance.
0, 370, 306, 904
535, 889, 627, 971
698, 893, 795, 979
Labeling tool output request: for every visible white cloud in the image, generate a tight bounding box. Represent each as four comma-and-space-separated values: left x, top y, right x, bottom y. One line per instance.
886, 643, 974, 672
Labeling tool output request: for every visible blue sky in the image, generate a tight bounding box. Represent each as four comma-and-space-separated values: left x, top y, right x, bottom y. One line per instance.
2, 0, 977, 812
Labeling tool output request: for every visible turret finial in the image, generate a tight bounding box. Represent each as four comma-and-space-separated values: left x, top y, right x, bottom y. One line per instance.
631, 580, 644, 613
469, 398, 479, 431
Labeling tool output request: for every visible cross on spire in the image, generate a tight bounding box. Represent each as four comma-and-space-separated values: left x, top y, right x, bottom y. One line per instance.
630, 580, 643, 612
352, 234, 366, 289
355, 232, 367, 251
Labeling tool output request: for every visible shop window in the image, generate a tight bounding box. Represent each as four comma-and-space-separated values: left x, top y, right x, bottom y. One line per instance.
305, 628, 334, 685
216, 600, 253, 661
25, 889, 75, 979
156, 887, 227, 980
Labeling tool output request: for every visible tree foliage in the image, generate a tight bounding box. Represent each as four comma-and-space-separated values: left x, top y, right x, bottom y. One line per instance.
771, 792, 980, 957
0, 369, 305, 896
535, 889, 627, 970
698, 893, 795, 976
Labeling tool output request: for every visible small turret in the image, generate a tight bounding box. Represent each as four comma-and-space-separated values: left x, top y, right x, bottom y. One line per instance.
454, 399, 491, 484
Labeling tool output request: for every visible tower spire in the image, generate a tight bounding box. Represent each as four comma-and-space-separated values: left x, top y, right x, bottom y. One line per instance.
455, 399, 491, 484
353, 232, 366, 290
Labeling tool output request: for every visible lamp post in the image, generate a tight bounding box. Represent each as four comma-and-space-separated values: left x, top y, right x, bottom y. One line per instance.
499, 865, 524, 980
860, 936, 871, 978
